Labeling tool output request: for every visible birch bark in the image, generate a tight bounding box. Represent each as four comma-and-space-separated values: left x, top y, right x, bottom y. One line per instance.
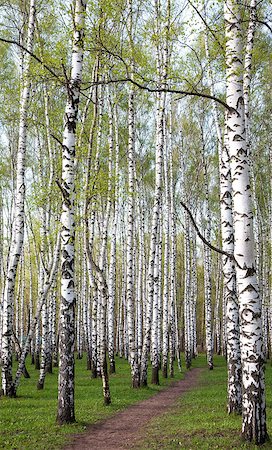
108, 103, 120, 374
14, 232, 61, 390
225, 0, 267, 442
202, 156, 213, 370
1, 0, 36, 397
162, 129, 170, 378
204, 8, 241, 408
56, 0, 86, 425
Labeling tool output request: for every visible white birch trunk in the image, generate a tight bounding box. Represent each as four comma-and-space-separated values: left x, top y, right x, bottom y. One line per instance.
243, 0, 257, 154
221, 126, 242, 413
190, 227, 198, 358
140, 90, 164, 386
151, 210, 162, 385
14, 232, 61, 390
214, 255, 222, 355
107, 103, 120, 375
202, 159, 213, 370
37, 296, 49, 389
162, 137, 170, 377
136, 199, 144, 363
57, 0, 86, 425
184, 213, 192, 369
225, 0, 267, 442
204, 10, 241, 406
169, 119, 177, 377
83, 62, 98, 378
1, 0, 36, 397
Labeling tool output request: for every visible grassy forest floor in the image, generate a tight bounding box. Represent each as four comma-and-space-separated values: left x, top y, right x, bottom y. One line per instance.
135, 355, 272, 449
0, 354, 271, 449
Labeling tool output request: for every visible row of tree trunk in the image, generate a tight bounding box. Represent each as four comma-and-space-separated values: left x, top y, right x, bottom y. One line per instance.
0, 0, 270, 445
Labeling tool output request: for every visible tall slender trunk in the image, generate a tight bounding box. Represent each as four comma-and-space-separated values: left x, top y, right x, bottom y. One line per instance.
1, 0, 36, 397
162, 132, 170, 378
140, 88, 164, 386
108, 103, 120, 374
202, 156, 213, 370
151, 209, 162, 385
126, 85, 140, 387
56, 0, 86, 425
95, 83, 113, 404
214, 255, 222, 355
14, 233, 60, 391
204, 7, 241, 406
184, 213, 192, 369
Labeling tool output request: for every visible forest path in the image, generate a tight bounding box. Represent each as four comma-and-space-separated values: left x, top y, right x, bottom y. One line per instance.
64, 367, 203, 450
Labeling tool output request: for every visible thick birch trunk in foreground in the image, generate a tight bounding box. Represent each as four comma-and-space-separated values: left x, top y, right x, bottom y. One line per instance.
225, 0, 267, 443
221, 128, 242, 413
204, 10, 241, 408
1, 0, 36, 397
56, 0, 86, 425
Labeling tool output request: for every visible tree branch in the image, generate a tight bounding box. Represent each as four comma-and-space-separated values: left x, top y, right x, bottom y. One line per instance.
187, 0, 224, 51
0, 37, 62, 82
180, 200, 231, 258
82, 77, 235, 112
256, 19, 272, 33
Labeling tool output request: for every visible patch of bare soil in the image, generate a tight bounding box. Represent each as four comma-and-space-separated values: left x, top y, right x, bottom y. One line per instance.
64, 368, 202, 450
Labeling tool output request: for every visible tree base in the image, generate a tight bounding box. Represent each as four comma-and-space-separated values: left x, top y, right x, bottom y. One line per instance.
151, 366, 159, 385
56, 415, 76, 426
241, 430, 269, 446
162, 364, 167, 378
47, 360, 53, 374
23, 366, 30, 378
37, 380, 44, 390
104, 396, 111, 406
140, 378, 147, 387
35, 355, 40, 370
1, 384, 17, 398
86, 354, 91, 371
132, 374, 140, 388
109, 361, 116, 374
91, 368, 97, 379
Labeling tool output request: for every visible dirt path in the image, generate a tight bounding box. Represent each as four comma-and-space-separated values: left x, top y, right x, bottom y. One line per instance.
64, 368, 202, 450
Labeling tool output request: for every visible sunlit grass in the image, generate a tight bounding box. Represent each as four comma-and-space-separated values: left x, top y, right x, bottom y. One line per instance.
2, 354, 271, 449
136, 355, 272, 449
0, 355, 183, 449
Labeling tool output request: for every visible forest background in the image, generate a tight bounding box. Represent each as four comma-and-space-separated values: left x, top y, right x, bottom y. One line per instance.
0, 0, 271, 445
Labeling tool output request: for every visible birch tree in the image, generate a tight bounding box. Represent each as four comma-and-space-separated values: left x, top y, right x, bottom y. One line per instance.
56, 0, 86, 425
1, 0, 36, 397
204, 2, 241, 409
225, 0, 267, 442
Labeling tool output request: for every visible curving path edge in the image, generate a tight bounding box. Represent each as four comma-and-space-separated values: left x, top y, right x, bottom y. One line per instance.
64, 367, 203, 450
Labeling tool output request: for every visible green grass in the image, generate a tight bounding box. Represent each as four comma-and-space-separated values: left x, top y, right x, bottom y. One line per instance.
0, 355, 183, 449
135, 355, 272, 449
2, 355, 272, 449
